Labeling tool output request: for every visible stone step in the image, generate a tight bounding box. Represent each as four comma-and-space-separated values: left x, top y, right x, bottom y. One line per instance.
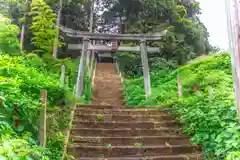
72, 121, 178, 129
76, 105, 169, 110
70, 136, 190, 146
74, 154, 204, 160
70, 128, 183, 137
74, 114, 175, 122
91, 97, 124, 102
67, 145, 200, 157
76, 104, 122, 109
74, 108, 169, 115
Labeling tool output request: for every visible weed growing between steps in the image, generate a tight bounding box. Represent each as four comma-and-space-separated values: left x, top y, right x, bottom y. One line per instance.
0, 53, 89, 159
123, 53, 240, 159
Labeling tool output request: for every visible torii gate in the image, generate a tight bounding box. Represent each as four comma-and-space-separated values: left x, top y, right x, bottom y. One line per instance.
60, 25, 167, 99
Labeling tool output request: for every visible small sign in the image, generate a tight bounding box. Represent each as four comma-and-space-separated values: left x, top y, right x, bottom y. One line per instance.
111, 41, 119, 51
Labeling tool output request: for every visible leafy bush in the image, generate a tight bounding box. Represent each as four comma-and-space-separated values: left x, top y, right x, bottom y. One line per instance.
0, 122, 49, 159
0, 54, 69, 134
123, 53, 240, 159
0, 53, 91, 159
114, 47, 177, 78
226, 152, 240, 160
0, 16, 20, 54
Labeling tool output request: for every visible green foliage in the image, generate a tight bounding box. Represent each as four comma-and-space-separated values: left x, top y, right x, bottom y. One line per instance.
114, 45, 177, 78
46, 132, 66, 160
0, 122, 49, 159
123, 53, 240, 159
97, 114, 104, 121
30, 0, 57, 55
0, 16, 20, 54
226, 152, 240, 160
134, 142, 144, 147
0, 53, 85, 159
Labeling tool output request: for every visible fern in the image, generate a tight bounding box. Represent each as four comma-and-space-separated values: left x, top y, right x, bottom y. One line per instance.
30, 0, 57, 55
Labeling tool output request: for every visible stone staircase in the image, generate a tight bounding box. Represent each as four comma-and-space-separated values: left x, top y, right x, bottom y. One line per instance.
67, 63, 203, 159
91, 63, 124, 106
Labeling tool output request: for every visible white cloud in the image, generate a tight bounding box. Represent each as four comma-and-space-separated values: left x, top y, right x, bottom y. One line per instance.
199, 0, 229, 50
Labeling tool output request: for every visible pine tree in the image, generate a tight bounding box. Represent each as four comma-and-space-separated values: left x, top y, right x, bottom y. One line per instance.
30, 0, 57, 55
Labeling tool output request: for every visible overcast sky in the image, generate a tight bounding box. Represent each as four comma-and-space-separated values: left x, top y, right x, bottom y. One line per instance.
199, 0, 229, 50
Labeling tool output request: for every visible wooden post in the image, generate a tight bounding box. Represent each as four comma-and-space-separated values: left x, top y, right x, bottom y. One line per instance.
52, 0, 63, 58
89, 53, 94, 79
116, 61, 123, 83
86, 49, 91, 72
225, 0, 240, 119
66, 75, 69, 88
209, 86, 214, 100
60, 64, 66, 88
92, 58, 97, 88
177, 74, 183, 98
76, 38, 89, 97
40, 90, 47, 147
140, 40, 151, 98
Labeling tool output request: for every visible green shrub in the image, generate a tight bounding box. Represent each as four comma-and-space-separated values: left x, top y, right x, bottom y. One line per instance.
123, 53, 240, 159
0, 53, 89, 159
0, 16, 20, 54
0, 122, 49, 159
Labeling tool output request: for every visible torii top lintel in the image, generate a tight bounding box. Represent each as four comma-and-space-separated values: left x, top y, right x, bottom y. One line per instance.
60, 25, 167, 41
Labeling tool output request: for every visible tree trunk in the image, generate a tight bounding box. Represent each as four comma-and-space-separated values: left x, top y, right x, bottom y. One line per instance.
20, 0, 29, 52
53, 0, 63, 58
20, 24, 25, 52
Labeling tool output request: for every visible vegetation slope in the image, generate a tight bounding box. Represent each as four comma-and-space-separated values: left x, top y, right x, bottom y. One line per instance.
0, 53, 92, 159
122, 53, 240, 159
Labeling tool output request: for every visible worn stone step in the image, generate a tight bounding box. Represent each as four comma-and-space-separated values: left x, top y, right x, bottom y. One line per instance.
72, 121, 178, 129
93, 82, 121, 85
67, 145, 200, 157
74, 154, 204, 160
76, 105, 169, 110
92, 94, 124, 99
70, 136, 190, 146
92, 98, 124, 102
74, 114, 175, 122
70, 128, 183, 137
74, 108, 169, 115
124, 106, 169, 110
76, 104, 122, 109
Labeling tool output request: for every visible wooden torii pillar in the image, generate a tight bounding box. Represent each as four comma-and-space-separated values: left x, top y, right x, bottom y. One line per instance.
140, 40, 151, 97
60, 25, 166, 98
75, 38, 89, 97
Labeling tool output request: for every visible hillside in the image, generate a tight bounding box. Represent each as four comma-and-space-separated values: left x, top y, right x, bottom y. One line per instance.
122, 53, 240, 159
0, 54, 91, 159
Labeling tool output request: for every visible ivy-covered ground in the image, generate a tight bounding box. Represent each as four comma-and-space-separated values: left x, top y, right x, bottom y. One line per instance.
0, 53, 91, 159
123, 53, 240, 160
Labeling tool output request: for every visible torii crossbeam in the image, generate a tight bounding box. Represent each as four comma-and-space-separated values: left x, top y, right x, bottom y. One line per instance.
60, 25, 166, 41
